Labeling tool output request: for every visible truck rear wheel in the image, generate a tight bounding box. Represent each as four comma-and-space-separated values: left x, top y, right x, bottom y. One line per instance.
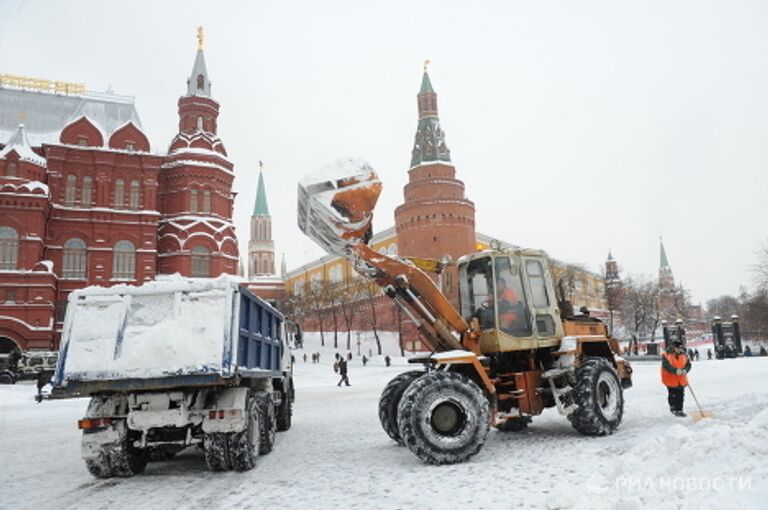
204, 433, 231, 471
397, 371, 489, 465
378, 370, 423, 444
568, 357, 624, 436
276, 386, 293, 432
255, 392, 276, 455
84, 427, 147, 478
229, 396, 261, 471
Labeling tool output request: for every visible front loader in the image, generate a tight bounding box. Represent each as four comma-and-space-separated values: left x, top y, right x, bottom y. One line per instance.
298, 157, 633, 465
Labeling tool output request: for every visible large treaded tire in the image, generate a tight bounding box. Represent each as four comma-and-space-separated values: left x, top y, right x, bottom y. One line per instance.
276, 386, 293, 432
568, 357, 624, 436
255, 392, 276, 455
397, 371, 490, 465
379, 370, 424, 445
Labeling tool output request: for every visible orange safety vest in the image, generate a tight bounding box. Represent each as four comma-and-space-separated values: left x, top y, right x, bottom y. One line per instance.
498, 288, 519, 328
660, 350, 690, 387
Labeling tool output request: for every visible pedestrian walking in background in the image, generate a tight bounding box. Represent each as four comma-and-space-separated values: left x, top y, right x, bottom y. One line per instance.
362, 355, 368, 367
384, 355, 391, 367
661, 340, 692, 417
337, 357, 350, 387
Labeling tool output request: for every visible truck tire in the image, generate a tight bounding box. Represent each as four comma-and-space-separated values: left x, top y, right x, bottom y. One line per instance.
276, 387, 293, 432
84, 427, 147, 478
204, 433, 232, 471
568, 357, 624, 436
0, 371, 15, 384
397, 371, 489, 465
228, 396, 261, 471
255, 392, 276, 455
495, 417, 530, 432
378, 370, 423, 445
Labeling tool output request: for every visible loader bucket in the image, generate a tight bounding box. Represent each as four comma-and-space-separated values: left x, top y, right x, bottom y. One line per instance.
297, 157, 382, 258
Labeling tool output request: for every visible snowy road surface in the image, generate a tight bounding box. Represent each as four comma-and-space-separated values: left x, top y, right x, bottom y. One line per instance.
1, 337, 767, 510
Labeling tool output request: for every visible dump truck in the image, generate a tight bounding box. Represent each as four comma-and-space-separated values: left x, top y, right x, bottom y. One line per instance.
43, 276, 294, 477
298, 157, 632, 465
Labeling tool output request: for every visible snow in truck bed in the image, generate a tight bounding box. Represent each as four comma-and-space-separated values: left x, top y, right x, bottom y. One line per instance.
57, 275, 245, 382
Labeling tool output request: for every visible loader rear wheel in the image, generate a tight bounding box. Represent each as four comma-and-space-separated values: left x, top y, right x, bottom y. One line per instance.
255, 392, 276, 455
397, 371, 489, 465
495, 417, 530, 432
568, 357, 624, 436
378, 370, 423, 445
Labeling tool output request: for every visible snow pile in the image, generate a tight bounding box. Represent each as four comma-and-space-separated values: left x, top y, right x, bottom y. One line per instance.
59, 276, 239, 382
549, 408, 768, 509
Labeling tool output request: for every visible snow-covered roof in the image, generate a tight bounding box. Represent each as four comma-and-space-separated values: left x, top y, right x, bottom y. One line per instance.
0, 178, 49, 196
0, 124, 47, 166
0, 86, 141, 146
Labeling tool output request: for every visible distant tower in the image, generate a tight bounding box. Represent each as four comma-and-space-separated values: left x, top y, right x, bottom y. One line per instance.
394, 62, 475, 306
248, 164, 275, 277
659, 238, 674, 290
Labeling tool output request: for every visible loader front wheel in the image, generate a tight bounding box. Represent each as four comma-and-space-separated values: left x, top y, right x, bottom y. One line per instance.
378, 370, 423, 444
568, 357, 624, 436
397, 371, 489, 465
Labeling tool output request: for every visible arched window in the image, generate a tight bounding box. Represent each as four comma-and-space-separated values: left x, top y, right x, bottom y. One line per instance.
114, 179, 124, 209
190, 189, 199, 213
112, 240, 136, 280
197, 74, 205, 90
81, 176, 93, 207
129, 180, 140, 210
6, 161, 17, 177
65, 175, 76, 206
62, 238, 87, 279
196, 116, 204, 131
0, 226, 19, 270
190, 245, 210, 277
202, 190, 211, 214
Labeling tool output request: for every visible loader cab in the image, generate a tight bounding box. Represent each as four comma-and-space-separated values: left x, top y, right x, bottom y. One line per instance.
458, 249, 564, 354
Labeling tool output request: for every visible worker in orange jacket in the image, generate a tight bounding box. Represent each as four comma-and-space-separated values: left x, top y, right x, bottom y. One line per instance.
496, 277, 520, 330
661, 340, 692, 417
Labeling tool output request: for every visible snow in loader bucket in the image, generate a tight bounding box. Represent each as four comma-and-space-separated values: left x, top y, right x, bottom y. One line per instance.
297, 157, 382, 258
52, 275, 282, 389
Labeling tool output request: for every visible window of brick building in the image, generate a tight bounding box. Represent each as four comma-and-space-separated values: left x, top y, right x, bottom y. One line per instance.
190, 189, 199, 213
197, 116, 204, 131
202, 190, 211, 214
112, 240, 136, 280
5, 289, 16, 303
65, 174, 77, 206
126, 142, 135, 152
6, 161, 17, 177
0, 226, 19, 270
62, 238, 87, 279
114, 179, 124, 209
191, 245, 211, 277
129, 180, 140, 210
81, 176, 93, 207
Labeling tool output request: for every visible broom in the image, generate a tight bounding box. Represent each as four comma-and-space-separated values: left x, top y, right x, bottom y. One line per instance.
687, 382, 715, 422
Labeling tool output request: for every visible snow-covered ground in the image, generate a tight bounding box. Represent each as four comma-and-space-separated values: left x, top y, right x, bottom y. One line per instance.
1, 332, 767, 510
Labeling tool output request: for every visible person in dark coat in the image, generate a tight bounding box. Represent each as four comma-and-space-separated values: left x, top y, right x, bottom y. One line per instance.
362, 355, 368, 367
337, 358, 350, 387
384, 355, 391, 367
707, 349, 713, 360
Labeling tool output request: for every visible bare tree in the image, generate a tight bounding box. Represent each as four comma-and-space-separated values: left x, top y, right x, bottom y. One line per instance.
335, 282, 355, 350
705, 295, 742, 319
620, 275, 662, 343
358, 279, 382, 355
753, 240, 768, 293
304, 281, 327, 347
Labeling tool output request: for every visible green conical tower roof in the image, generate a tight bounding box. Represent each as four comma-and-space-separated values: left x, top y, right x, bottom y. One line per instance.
660, 238, 670, 269
253, 170, 269, 216
420, 71, 434, 93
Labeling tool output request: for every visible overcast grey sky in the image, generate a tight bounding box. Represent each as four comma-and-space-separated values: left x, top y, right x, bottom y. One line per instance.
1, 0, 766, 303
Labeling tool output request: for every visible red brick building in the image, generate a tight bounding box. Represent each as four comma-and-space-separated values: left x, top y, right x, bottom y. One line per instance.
0, 39, 238, 353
